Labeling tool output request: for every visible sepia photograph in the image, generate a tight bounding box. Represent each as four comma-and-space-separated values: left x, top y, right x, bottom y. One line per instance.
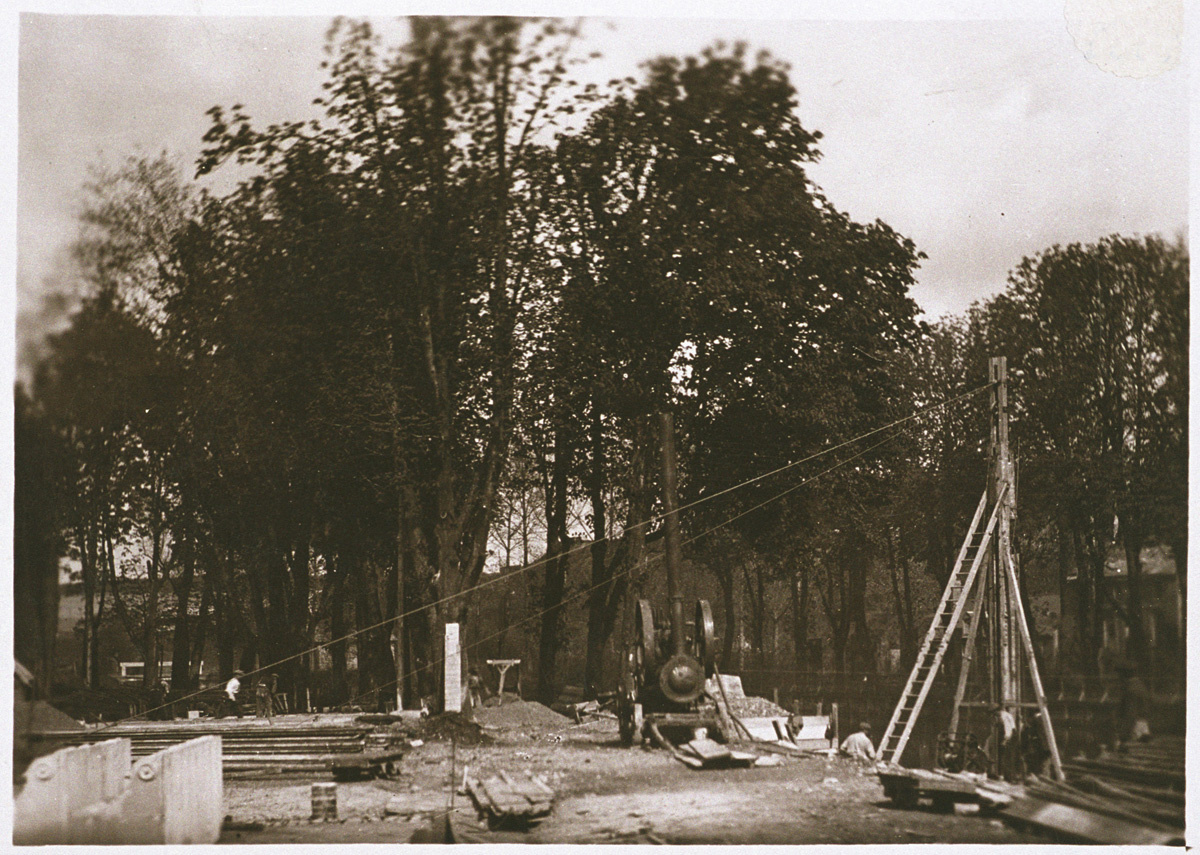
11, 0, 1189, 845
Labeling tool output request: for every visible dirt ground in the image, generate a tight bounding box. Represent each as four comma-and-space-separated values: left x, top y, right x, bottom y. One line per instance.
219, 708, 1047, 845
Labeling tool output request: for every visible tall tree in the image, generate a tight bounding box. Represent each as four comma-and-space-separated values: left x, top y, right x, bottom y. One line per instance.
996, 234, 1188, 674
190, 16, 589, 700
14, 386, 65, 695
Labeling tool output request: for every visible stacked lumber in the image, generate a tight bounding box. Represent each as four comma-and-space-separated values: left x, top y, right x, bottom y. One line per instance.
1002, 736, 1184, 844
467, 771, 555, 827
31, 724, 376, 773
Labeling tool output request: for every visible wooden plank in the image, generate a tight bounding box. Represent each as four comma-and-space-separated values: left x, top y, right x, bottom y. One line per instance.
948, 568, 987, 736
529, 775, 557, 798
1000, 547, 1064, 780
672, 752, 704, 769
1071, 775, 1185, 807
1064, 758, 1184, 789
466, 778, 496, 815
475, 775, 549, 818
727, 751, 758, 768
644, 713, 723, 728
1002, 796, 1183, 845
685, 739, 731, 762
1028, 779, 1181, 831
474, 777, 519, 815
497, 770, 553, 811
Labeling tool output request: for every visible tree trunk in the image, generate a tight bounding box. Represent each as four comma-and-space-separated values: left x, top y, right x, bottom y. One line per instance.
1071, 526, 1099, 675
584, 409, 610, 698
328, 552, 349, 707
191, 569, 213, 685
287, 510, 313, 705
350, 551, 376, 700
169, 527, 195, 693
216, 589, 236, 679
81, 519, 98, 688
538, 429, 569, 705
142, 496, 164, 691
397, 492, 421, 706
790, 568, 810, 673
1120, 508, 1147, 669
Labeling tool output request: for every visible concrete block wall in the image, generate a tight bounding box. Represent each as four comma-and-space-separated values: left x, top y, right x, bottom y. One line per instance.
13, 735, 223, 845
123, 735, 224, 844
14, 738, 131, 844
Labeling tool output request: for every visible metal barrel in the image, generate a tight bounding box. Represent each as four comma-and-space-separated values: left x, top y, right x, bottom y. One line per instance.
310, 782, 338, 821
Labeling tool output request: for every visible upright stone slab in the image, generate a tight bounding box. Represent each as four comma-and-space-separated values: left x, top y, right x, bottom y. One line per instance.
122, 735, 223, 844
444, 623, 462, 712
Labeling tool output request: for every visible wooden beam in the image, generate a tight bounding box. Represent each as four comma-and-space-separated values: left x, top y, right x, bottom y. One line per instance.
1001, 547, 1064, 780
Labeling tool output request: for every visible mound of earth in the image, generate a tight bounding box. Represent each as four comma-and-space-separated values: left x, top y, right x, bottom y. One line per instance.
417, 712, 491, 744
26, 700, 85, 731
724, 696, 791, 718
474, 700, 571, 731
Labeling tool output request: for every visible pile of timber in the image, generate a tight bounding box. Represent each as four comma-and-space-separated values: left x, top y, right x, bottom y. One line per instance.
29, 723, 385, 773
1001, 736, 1184, 845
1062, 736, 1185, 792
466, 771, 555, 827
674, 737, 758, 770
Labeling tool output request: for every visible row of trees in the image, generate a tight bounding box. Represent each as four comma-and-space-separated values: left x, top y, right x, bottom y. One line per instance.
15, 17, 1187, 707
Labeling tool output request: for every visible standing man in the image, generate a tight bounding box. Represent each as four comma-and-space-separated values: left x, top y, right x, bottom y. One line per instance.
255, 674, 275, 719
223, 670, 244, 719
467, 668, 484, 711
993, 704, 1018, 781
1115, 659, 1151, 746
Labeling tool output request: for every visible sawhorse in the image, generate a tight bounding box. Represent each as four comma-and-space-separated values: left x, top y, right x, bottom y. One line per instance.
486, 659, 521, 704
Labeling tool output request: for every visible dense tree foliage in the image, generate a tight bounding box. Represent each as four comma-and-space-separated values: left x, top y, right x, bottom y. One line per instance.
21, 18, 1186, 708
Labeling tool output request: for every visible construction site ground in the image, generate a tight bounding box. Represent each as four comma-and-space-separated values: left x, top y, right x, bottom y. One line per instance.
218, 705, 1046, 845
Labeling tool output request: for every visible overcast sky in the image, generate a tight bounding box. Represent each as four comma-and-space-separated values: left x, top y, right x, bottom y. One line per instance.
11, 1, 1190, 369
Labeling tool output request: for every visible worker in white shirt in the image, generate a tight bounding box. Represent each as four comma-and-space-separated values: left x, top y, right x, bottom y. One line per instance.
223, 670, 244, 719
993, 704, 1017, 780
840, 721, 877, 763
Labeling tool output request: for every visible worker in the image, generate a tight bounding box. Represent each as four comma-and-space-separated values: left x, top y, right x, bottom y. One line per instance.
223, 670, 244, 719
255, 674, 275, 719
1115, 659, 1151, 746
1021, 710, 1052, 778
467, 668, 484, 710
993, 704, 1018, 781
840, 722, 877, 763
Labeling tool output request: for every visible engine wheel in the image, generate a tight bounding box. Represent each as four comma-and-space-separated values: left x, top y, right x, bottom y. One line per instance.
694, 600, 717, 676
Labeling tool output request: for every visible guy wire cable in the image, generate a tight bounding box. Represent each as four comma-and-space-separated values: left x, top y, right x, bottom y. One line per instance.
335, 425, 909, 712
94, 382, 985, 728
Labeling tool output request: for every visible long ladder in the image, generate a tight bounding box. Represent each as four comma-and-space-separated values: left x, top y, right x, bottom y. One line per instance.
877, 488, 1005, 765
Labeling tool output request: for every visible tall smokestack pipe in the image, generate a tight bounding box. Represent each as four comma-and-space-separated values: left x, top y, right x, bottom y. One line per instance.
660, 412, 686, 657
